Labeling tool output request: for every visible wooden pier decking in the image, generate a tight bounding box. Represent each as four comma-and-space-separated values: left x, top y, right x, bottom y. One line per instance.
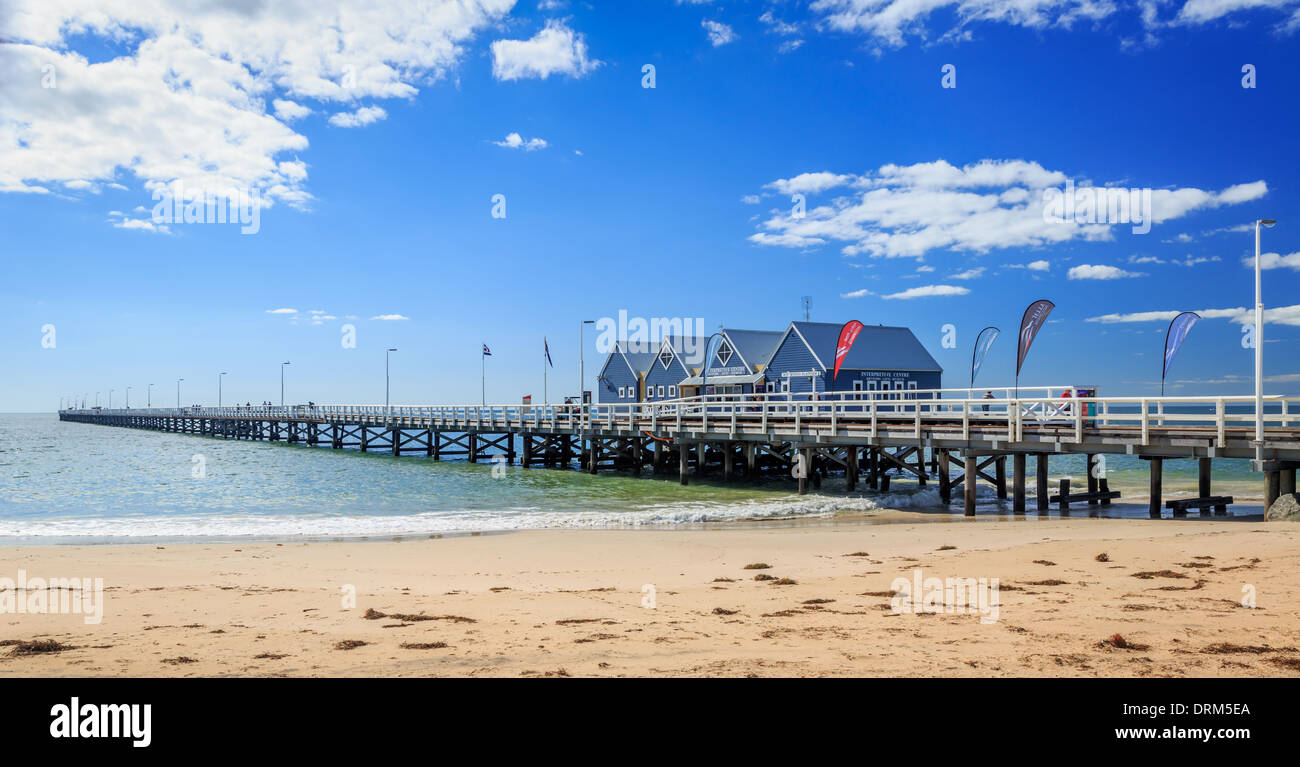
59, 389, 1300, 517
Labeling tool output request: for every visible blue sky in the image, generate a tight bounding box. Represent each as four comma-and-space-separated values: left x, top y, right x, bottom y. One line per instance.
2, 0, 1298, 411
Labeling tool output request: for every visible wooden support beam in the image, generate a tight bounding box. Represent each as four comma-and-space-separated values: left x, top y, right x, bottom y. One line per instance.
1058, 478, 1070, 513
1265, 471, 1281, 511
867, 447, 878, 489
963, 455, 977, 516
1036, 454, 1049, 512
846, 446, 858, 492
1013, 453, 1026, 513
1087, 454, 1099, 506
1199, 457, 1212, 499
937, 449, 950, 504
1282, 468, 1297, 497
1149, 457, 1163, 519
679, 442, 689, 486
723, 442, 735, 481
916, 445, 927, 487
995, 456, 1007, 500
746, 442, 757, 481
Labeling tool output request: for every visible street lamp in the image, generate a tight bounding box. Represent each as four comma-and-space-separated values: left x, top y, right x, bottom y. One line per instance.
109, 389, 114, 409
147, 383, 153, 409
280, 361, 291, 407
219, 372, 227, 409
579, 319, 595, 404
126, 386, 132, 409
385, 349, 397, 423
177, 378, 184, 409
95, 392, 99, 407
1255, 218, 1277, 461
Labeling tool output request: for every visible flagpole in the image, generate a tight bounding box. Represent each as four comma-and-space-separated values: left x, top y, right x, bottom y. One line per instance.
481, 347, 485, 407
544, 340, 548, 405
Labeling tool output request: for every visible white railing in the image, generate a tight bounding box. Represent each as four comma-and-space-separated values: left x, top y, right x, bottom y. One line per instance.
60, 388, 1300, 447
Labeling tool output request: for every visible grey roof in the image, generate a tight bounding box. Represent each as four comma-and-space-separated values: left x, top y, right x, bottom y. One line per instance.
788, 322, 943, 373
720, 328, 784, 373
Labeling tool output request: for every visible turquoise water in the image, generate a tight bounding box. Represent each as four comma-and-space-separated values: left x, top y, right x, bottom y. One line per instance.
0, 414, 1265, 542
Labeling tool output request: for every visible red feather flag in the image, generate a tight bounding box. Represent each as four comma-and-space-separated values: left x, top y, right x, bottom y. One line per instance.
833, 320, 864, 382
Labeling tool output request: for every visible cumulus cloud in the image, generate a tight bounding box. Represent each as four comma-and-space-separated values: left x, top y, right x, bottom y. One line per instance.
1248, 251, 1300, 270
491, 20, 601, 81
881, 284, 970, 300
747, 159, 1267, 259
702, 20, 737, 46
328, 106, 388, 128
0, 0, 514, 209
808, 1, 1300, 49
493, 132, 548, 151
370, 314, 410, 321
1088, 305, 1300, 327
1068, 264, 1144, 280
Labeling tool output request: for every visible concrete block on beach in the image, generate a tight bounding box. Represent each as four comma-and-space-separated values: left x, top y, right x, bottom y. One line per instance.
1266, 493, 1300, 522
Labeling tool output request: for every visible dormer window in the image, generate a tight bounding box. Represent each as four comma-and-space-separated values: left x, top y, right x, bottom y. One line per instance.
716, 340, 733, 367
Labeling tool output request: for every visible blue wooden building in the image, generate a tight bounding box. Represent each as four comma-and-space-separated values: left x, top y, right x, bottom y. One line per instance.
763, 321, 942, 398
678, 328, 784, 397
642, 335, 704, 402
595, 342, 658, 403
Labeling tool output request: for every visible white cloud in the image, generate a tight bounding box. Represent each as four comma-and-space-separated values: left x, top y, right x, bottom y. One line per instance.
266, 308, 298, 315
491, 20, 601, 81
741, 194, 762, 204
0, 0, 514, 212
841, 288, 875, 298
1088, 305, 1300, 327
328, 106, 388, 128
949, 267, 985, 280
493, 132, 548, 151
371, 314, 410, 321
881, 284, 970, 300
1027, 259, 1050, 271
748, 159, 1266, 260
809, 1, 1300, 49
1068, 264, 1144, 280
702, 20, 737, 46
1248, 251, 1300, 270
112, 216, 169, 234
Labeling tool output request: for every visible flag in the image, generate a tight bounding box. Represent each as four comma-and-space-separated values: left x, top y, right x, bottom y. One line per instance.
700, 334, 725, 389
1162, 312, 1200, 394
482, 344, 492, 356
544, 337, 553, 367
1016, 300, 1054, 377
833, 320, 864, 382
970, 326, 1000, 388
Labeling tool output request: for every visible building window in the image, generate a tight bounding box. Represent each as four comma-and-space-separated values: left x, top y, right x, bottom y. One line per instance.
658, 349, 674, 369
781, 380, 790, 393
618, 386, 626, 398
658, 385, 665, 397
716, 341, 733, 366
668, 385, 677, 397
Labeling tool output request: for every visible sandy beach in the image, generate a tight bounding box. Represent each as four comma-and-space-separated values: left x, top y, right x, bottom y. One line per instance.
2, 513, 1298, 678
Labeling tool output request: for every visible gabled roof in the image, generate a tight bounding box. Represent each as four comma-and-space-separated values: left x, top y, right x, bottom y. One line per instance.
654, 335, 707, 374
782, 321, 943, 373
719, 328, 784, 373
599, 341, 658, 381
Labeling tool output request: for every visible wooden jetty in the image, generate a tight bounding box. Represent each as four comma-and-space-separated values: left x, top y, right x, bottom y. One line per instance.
59, 388, 1300, 517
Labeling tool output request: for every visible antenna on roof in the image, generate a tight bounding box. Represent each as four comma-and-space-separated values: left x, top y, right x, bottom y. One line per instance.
801, 296, 811, 322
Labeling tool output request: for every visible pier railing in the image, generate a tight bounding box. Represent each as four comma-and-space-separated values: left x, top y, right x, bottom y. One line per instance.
61, 388, 1300, 450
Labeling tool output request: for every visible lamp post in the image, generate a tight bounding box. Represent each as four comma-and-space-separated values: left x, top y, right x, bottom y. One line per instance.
126, 386, 132, 409
95, 392, 99, 407
385, 348, 397, 423
109, 389, 114, 409
219, 372, 227, 409
281, 362, 290, 408
1254, 218, 1277, 461
177, 378, 183, 409
579, 319, 595, 404
147, 383, 153, 409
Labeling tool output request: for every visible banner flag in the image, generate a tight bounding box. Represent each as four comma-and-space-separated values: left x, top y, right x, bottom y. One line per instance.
544, 338, 553, 367
1016, 300, 1054, 377
833, 320, 865, 382
971, 326, 1000, 388
1162, 312, 1200, 395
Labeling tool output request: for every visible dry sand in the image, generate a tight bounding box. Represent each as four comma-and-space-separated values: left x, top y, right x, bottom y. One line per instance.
2, 515, 1298, 677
